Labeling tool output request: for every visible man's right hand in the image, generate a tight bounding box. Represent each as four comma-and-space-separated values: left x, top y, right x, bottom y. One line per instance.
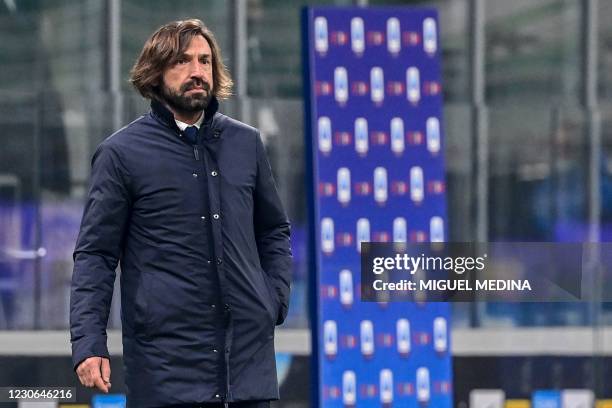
76, 356, 111, 393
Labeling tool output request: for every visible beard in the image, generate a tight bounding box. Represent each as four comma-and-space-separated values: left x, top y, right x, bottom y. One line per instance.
160, 79, 212, 114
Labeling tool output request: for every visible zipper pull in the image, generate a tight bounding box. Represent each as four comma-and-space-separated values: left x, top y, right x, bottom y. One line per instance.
193, 145, 200, 161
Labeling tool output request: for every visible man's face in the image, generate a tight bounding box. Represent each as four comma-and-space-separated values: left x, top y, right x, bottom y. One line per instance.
160, 35, 214, 114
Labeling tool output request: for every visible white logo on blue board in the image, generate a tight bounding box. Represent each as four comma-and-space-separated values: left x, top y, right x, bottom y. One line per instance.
410, 166, 424, 203
423, 17, 437, 55
416, 367, 431, 404
323, 320, 337, 358
314, 17, 329, 54
374, 167, 388, 205
356, 218, 370, 253
433, 316, 448, 353
354, 117, 369, 155
337, 167, 351, 205
430, 216, 444, 243
339, 269, 353, 307
370, 67, 384, 103
406, 67, 421, 104
380, 369, 394, 404
334, 67, 349, 104
390, 117, 405, 154
387, 17, 401, 55
351, 17, 365, 55
360, 320, 375, 358
396, 318, 411, 356
314, 16, 329, 54
393, 217, 407, 243
426, 117, 441, 154
318, 116, 332, 154
321, 217, 334, 254
342, 370, 357, 406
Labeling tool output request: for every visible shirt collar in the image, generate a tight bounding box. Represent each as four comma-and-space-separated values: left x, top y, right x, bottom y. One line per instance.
175, 112, 204, 131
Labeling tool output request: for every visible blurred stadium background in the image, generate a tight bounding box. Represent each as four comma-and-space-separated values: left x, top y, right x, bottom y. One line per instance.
2, 0, 612, 407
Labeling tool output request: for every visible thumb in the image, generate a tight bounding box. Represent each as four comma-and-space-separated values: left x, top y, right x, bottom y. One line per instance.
101, 358, 112, 385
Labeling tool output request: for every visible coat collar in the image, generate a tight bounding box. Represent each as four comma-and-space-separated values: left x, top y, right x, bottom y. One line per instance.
150, 96, 219, 132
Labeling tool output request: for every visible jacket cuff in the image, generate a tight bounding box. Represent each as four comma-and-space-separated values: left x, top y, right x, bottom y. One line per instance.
71, 336, 110, 371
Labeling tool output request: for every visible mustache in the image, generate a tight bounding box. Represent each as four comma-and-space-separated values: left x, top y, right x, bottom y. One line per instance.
181, 80, 211, 93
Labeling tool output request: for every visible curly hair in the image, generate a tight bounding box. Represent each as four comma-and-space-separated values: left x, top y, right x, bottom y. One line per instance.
130, 19, 233, 101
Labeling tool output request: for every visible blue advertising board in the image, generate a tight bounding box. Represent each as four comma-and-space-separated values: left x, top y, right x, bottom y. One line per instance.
92, 394, 126, 408
302, 6, 452, 407
532, 390, 562, 408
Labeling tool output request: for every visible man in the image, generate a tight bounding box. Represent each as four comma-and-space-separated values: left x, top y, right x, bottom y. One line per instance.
70, 19, 292, 408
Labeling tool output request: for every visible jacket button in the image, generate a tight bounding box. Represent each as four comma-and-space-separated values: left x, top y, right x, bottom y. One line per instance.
215, 394, 220, 398
207, 260, 212, 264
192, 172, 198, 178
211, 171, 218, 177
200, 215, 206, 221
212, 213, 220, 220
211, 304, 216, 308
213, 130, 221, 138
217, 258, 223, 265
213, 348, 218, 353
224, 304, 230, 310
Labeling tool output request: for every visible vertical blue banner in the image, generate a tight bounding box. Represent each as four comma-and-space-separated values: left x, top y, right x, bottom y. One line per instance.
302, 6, 452, 407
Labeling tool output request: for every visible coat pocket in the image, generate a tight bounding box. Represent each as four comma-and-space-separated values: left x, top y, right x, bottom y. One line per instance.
260, 267, 280, 328
132, 272, 151, 338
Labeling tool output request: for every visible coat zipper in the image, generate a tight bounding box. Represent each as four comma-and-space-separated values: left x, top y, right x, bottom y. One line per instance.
193, 144, 200, 161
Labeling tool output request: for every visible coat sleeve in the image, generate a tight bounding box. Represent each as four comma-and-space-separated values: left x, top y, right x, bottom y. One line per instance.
253, 132, 292, 325
70, 142, 130, 370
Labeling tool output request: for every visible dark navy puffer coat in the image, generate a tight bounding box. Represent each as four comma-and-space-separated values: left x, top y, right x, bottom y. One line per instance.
70, 97, 292, 407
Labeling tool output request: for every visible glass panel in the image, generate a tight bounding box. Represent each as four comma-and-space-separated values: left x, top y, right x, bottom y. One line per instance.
488, 105, 588, 242
481, 0, 587, 329
0, 0, 105, 94
599, 2, 612, 100
240, 97, 308, 328
598, 3, 612, 243
0, 91, 120, 329
485, 0, 582, 104
121, 0, 230, 93
0, 93, 38, 329
246, 0, 352, 98
0, 1, 108, 329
